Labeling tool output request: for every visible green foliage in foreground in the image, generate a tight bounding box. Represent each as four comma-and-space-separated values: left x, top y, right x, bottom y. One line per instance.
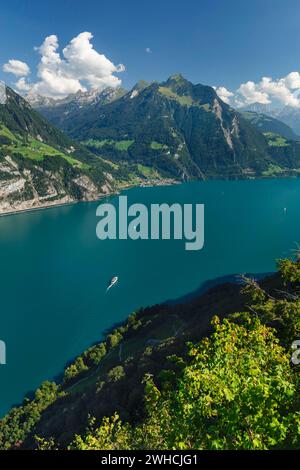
39, 258, 300, 451
1, 259, 300, 450
0, 382, 61, 450
66, 316, 299, 450
63, 313, 140, 384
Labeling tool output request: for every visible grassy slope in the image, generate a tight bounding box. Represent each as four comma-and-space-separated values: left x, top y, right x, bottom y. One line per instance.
0, 124, 88, 169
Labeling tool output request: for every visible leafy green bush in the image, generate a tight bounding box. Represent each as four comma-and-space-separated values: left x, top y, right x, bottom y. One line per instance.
70, 316, 300, 450
2, 259, 300, 450
0, 382, 60, 450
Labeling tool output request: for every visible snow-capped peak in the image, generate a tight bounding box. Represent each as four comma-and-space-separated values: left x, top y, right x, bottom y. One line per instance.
27, 87, 126, 109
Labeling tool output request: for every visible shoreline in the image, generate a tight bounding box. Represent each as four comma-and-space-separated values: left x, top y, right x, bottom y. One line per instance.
0, 269, 275, 420
0, 173, 298, 218
0, 175, 293, 420
0, 193, 113, 218
0, 177, 177, 218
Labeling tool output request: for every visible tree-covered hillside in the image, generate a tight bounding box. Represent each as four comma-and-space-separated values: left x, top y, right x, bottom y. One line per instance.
0, 85, 122, 212
0, 85, 166, 213
0, 257, 299, 450
58, 75, 272, 180
34, 75, 300, 180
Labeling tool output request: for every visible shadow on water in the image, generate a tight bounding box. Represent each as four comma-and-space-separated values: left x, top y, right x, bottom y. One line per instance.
6, 270, 274, 414
164, 271, 274, 305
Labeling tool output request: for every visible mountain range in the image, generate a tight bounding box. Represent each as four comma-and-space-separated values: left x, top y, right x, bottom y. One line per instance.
30, 86, 127, 133
33, 78, 300, 145
240, 102, 300, 136
31, 74, 300, 180
239, 110, 300, 141
2, 75, 300, 214
0, 85, 160, 214
0, 85, 128, 214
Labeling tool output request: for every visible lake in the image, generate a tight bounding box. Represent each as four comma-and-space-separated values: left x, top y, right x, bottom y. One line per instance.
1, 178, 300, 417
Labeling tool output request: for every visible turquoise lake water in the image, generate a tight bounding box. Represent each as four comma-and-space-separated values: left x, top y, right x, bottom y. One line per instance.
1, 178, 300, 416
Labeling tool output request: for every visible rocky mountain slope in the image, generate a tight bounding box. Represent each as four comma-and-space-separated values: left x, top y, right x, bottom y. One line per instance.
30, 87, 127, 134
0, 84, 123, 214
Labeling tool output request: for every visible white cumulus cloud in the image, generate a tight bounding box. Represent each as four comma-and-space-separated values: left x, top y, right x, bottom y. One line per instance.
237, 81, 271, 105
283, 71, 300, 89
3, 32, 125, 99
216, 71, 300, 109
258, 76, 299, 107
15, 77, 33, 92
3, 59, 30, 77
214, 86, 234, 104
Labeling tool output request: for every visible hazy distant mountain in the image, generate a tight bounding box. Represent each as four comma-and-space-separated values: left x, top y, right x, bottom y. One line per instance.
239, 111, 300, 141
29, 87, 127, 132
239, 102, 300, 137
238, 102, 279, 116
276, 106, 300, 135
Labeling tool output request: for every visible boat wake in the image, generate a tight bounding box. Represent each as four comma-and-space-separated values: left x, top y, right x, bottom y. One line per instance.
106, 276, 118, 292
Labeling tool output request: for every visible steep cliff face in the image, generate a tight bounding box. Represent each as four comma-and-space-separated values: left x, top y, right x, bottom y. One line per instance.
0, 154, 110, 214
34, 75, 274, 179
0, 84, 116, 214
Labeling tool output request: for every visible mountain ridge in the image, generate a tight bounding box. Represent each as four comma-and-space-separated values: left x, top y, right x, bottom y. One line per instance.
0, 85, 121, 214
36, 74, 275, 180
239, 101, 300, 136
31, 74, 300, 180
239, 110, 300, 140
3, 76, 300, 215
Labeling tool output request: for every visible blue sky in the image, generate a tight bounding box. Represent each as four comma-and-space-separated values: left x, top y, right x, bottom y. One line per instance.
1, 0, 300, 106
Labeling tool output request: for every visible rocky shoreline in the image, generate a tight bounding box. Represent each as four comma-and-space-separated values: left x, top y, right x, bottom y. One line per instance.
0, 177, 177, 217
